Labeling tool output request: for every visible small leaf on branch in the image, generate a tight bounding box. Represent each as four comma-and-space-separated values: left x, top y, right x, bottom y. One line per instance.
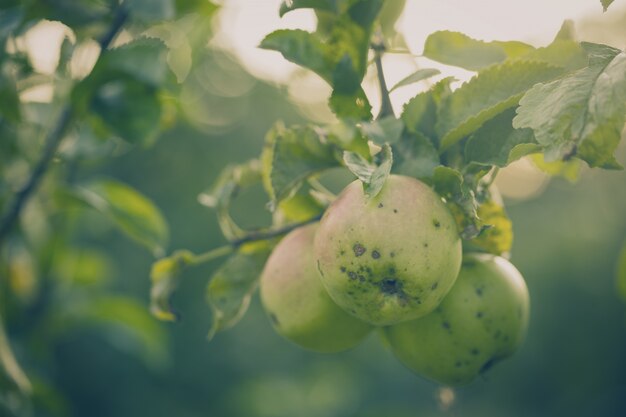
74, 179, 169, 256
360, 117, 404, 145
392, 131, 440, 179
344, 143, 393, 198
390, 68, 440, 92
206, 243, 272, 340
437, 61, 563, 150
513, 45, 626, 169
150, 250, 195, 322
401, 77, 454, 140
423, 31, 534, 71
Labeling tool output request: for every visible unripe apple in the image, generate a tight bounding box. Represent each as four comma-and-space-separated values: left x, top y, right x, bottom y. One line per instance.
260, 224, 372, 353
382, 253, 530, 386
314, 175, 462, 326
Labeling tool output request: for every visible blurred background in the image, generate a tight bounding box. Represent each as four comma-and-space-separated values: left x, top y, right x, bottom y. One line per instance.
2, 0, 626, 416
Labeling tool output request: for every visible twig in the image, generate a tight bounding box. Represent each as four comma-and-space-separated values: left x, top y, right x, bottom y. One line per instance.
230, 214, 322, 248
0, 6, 129, 245
373, 45, 394, 120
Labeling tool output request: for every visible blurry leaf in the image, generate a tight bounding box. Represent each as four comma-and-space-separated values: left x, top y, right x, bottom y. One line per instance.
52, 247, 114, 287
262, 124, 339, 208
279, 0, 350, 16
602, 0, 615, 11
423, 31, 534, 71
360, 117, 404, 145
67, 296, 169, 366
0, 7, 22, 41
522, 40, 587, 72
0, 315, 31, 393
431, 166, 481, 239
437, 61, 563, 150
276, 186, 325, 223
392, 132, 440, 179
127, 0, 174, 21
467, 200, 513, 255
150, 250, 195, 322
377, 0, 407, 41
401, 77, 453, 140
7, 247, 38, 303
207, 245, 272, 340
529, 154, 582, 182
343, 143, 392, 198
554, 20, 576, 41
326, 121, 370, 157
0, 72, 21, 123
175, 0, 219, 15
513, 44, 626, 169
74, 179, 169, 256
329, 87, 372, 120
389, 68, 440, 92
465, 108, 540, 167
617, 241, 626, 300
199, 160, 261, 240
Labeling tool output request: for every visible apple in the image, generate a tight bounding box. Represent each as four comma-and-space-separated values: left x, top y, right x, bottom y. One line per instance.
382, 253, 530, 386
314, 175, 462, 326
260, 223, 372, 352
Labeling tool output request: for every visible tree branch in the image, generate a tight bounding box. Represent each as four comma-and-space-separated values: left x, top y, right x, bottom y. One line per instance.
0, 6, 129, 245
372, 43, 394, 120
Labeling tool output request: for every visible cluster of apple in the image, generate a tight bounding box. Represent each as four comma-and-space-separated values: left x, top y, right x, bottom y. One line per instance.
260, 175, 529, 386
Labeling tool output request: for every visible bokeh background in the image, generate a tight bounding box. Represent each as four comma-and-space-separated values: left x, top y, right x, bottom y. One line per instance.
4, 1, 626, 416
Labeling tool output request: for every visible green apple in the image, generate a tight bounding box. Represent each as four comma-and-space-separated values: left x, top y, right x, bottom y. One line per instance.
382, 253, 530, 386
314, 175, 462, 326
260, 223, 372, 353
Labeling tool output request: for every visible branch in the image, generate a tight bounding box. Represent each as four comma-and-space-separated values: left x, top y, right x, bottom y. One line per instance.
0, 6, 129, 245
372, 42, 394, 120
230, 214, 322, 248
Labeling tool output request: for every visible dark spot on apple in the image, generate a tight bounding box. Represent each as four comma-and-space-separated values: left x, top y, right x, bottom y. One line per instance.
393, 209, 398, 213
340, 266, 346, 272
340, 250, 345, 256
442, 321, 451, 330
431, 282, 439, 290
372, 250, 381, 259
269, 313, 280, 326
423, 243, 429, 248
388, 267, 396, 274
480, 357, 497, 374
433, 219, 441, 228
476, 311, 483, 318
470, 348, 480, 356
358, 275, 365, 283
390, 251, 395, 258
455, 361, 462, 368
379, 278, 401, 295
476, 287, 483, 296
378, 203, 384, 208
348, 271, 357, 280
353, 243, 366, 257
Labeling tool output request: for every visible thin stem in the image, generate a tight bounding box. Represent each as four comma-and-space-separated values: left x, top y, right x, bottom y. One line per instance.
191, 245, 234, 265
373, 46, 394, 120
0, 6, 129, 245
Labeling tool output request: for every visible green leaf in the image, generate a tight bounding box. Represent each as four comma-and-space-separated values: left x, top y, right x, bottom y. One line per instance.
360, 117, 404, 145
343, 143, 393, 198
74, 179, 169, 256
466, 199, 513, 255
465, 108, 540, 167
325, 121, 370, 157
513, 45, 626, 169
260, 29, 333, 82
199, 160, 262, 240
127, 0, 175, 22
392, 132, 440, 179
401, 77, 453, 140
522, 40, 587, 72
262, 124, 339, 207
279, 0, 351, 17
0, 7, 23, 43
423, 31, 534, 71
617, 241, 626, 300
437, 61, 563, 150
207, 244, 272, 340
329, 87, 372, 120
601, 0, 615, 11
529, 154, 582, 182
0, 315, 31, 395
389, 68, 440, 92
150, 250, 195, 322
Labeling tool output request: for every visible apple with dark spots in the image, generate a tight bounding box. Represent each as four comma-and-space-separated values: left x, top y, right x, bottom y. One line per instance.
313, 175, 462, 326
381, 253, 530, 386
260, 223, 372, 353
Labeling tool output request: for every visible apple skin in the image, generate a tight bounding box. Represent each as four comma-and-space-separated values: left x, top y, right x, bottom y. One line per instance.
381, 253, 530, 386
260, 223, 372, 353
313, 175, 462, 326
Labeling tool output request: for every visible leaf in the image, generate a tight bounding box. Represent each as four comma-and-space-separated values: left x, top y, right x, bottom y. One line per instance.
513, 45, 626, 169
401, 77, 453, 140
0, 7, 23, 43
465, 108, 540, 167
529, 154, 582, 182
522, 40, 587, 72
279, 0, 351, 16
0, 315, 31, 395
74, 179, 169, 256
127, 0, 175, 22
150, 250, 195, 321
343, 143, 393, 198
207, 245, 272, 340
423, 31, 534, 71
359, 117, 404, 145
601, 0, 615, 11
437, 61, 563, 150
467, 200, 513, 255
389, 68, 440, 92
617, 241, 626, 300
392, 131, 440, 179
329, 87, 372, 120
262, 124, 339, 207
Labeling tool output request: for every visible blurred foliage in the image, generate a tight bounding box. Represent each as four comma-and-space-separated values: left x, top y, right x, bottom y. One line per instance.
0, 1, 625, 417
